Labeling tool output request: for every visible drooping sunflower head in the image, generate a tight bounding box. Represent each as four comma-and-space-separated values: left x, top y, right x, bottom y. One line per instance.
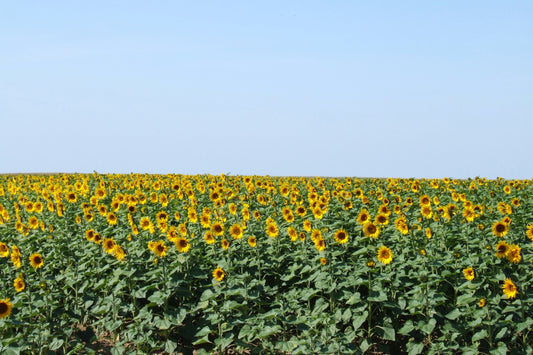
29, 253, 44, 269
377, 246, 393, 264
213, 266, 225, 282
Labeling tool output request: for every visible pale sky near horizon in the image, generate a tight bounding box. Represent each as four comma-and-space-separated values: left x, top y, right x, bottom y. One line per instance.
1, 1, 532, 179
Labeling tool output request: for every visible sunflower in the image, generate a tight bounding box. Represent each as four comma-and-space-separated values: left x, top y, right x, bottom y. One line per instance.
102, 239, 116, 255
248, 236, 257, 248
14, 274, 25, 292
221, 239, 230, 250
85, 229, 95, 241
526, 224, 533, 241
311, 229, 322, 243
287, 227, 298, 242
0, 242, 9, 257
28, 216, 39, 229
175, 237, 190, 253
211, 222, 224, 237
419, 195, 431, 206
303, 220, 312, 232
93, 233, 103, 244
107, 212, 118, 225
320, 257, 328, 265
213, 266, 225, 282
0, 298, 13, 319
478, 298, 486, 307
295, 205, 306, 217
463, 267, 475, 281
502, 278, 518, 299
29, 253, 44, 269
334, 229, 349, 244
492, 220, 509, 237
425, 227, 432, 239
374, 213, 389, 226
113, 245, 126, 261
363, 222, 380, 239
204, 231, 215, 244
150, 240, 168, 257
495, 241, 509, 258
266, 222, 279, 238
314, 238, 326, 252
229, 224, 244, 239
507, 244, 521, 264
420, 206, 433, 219
377, 246, 393, 264
357, 209, 371, 225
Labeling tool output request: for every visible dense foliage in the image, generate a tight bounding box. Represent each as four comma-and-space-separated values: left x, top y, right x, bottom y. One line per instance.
0, 174, 532, 354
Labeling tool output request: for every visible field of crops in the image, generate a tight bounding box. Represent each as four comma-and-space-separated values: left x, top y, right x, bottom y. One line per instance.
0, 173, 531, 354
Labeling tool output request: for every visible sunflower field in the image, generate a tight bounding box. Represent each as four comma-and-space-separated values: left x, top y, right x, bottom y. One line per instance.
0, 173, 532, 354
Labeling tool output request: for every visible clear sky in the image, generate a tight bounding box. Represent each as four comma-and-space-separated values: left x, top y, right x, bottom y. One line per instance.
1, 1, 532, 179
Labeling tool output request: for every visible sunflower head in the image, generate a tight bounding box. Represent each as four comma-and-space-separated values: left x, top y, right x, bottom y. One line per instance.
213, 266, 225, 282
463, 267, 475, 281
29, 253, 44, 269
377, 246, 393, 264
363, 222, 380, 239
495, 241, 510, 258
175, 238, 190, 253
492, 221, 509, 237
502, 278, 518, 299
0, 298, 13, 319
334, 229, 349, 244
248, 236, 257, 248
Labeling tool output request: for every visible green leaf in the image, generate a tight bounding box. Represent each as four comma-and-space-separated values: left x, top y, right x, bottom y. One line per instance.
352, 311, 368, 331
164, 339, 177, 354
398, 320, 415, 335
490, 342, 508, 355
407, 342, 424, 355
382, 326, 395, 341
445, 308, 461, 320
419, 318, 436, 335
153, 316, 172, 330
471, 329, 488, 342
48, 338, 64, 351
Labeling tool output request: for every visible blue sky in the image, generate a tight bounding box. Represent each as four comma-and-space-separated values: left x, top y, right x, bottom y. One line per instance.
1, 1, 532, 179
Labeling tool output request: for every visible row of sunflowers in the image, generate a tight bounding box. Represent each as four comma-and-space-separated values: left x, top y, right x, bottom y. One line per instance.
0, 173, 531, 354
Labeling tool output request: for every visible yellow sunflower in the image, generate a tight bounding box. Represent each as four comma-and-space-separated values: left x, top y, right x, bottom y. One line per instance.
0, 298, 13, 319
502, 278, 518, 299
213, 266, 225, 281
229, 224, 244, 240
333, 229, 349, 244
14, 274, 25, 292
495, 241, 510, 258
0, 242, 9, 257
29, 253, 44, 269
363, 222, 380, 239
377, 246, 393, 264
204, 231, 215, 244
175, 237, 190, 253
248, 236, 257, 248
492, 220, 509, 237
463, 267, 475, 281
507, 244, 521, 264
